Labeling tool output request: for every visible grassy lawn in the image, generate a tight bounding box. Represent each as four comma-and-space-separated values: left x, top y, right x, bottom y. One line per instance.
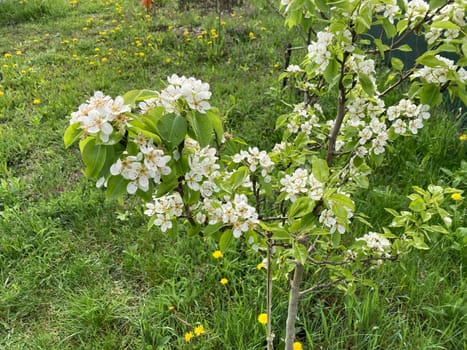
0, 0, 466, 349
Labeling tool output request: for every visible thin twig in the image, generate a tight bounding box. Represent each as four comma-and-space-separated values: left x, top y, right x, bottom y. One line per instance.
299, 277, 345, 297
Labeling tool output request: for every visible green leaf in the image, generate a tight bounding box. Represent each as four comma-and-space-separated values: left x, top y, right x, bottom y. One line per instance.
331, 201, 350, 229
288, 197, 316, 218
106, 175, 128, 200
429, 0, 446, 9
409, 197, 426, 212
431, 21, 460, 30
188, 112, 213, 147
359, 73, 375, 96
396, 44, 412, 52
416, 54, 445, 67
293, 242, 307, 265
331, 231, 341, 246
127, 125, 162, 144
157, 114, 187, 149
204, 222, 225, 236
374, 38, 389, 59
219, 229, 234, 252
381, 18, 396, 38
323, 58, 339, 85
271, 228, 291, 241
416, 84, 442, 105
314, 0, 329, 13
396, 19, 408, 33
330, 193, 355, 212
81, 138, 107, 179
123, 89, 158, 106
385, 208, 400, 217
391, 57, 404, 71
64, 123, 83, 148
353, 174, 369, 188
275, 114, 289, 130
312, 158, 329, 183
155, 176, 178, 197
229, 166, 249, 189
355, 3, 372, 33
206, 109, 224, 143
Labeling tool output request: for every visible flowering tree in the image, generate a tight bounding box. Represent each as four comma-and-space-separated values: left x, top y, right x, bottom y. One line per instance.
64, 0, 465, 348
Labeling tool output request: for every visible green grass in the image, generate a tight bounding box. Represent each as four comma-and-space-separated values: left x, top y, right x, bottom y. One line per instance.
0, 0, 466, 349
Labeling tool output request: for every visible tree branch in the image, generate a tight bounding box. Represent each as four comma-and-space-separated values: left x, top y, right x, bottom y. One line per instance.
326, 53, 348, 166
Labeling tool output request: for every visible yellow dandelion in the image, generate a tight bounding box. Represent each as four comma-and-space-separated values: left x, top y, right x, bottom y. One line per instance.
194, 324, 205, 336
89, 61, 95, 65
212, 250, 223, 259
459, 134, 467, 142
257, 262, 264, 270
293, 342, 303, 350
33, 98, 40, 105
94, 48, 100, 52
82, 27, 88, 31
249, 32, 256, 40
4, 53, 11, 58
220, 278, 228, 285
273, 63, 279, 69
168, 305, 175, 312
221, 20, 226, 25
258, 313, 268, 325
16, 50, 22, 55
165, 57, 171, 64
184, 331, 194, 342
451, 193, 462, 201
0, 91, 4, 97
183, 30, 189, 36
138, 52, 145, 57
2, 64, 8, 68
197, 34, 203, 39
101, 57, 108, 63
20, 70, 26, 74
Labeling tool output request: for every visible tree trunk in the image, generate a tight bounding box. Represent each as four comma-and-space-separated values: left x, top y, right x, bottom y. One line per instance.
284, 263, 304, 350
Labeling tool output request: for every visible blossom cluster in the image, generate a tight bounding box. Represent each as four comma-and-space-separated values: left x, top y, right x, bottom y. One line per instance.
185, 139, 221, 198
375, 0, 400, 23
343, 97, 430, 158
110, 137, 172, 194
196, 194, 259, 238
285, 103, 320, 136
424, 1, 465, 44
232, 146, 274, 180
405, 0, 429, 23
144, 192, 184, 232
307, 30, 334, 74
319, 196, 354, 235
387, 98, 431, 135
138, 74, 212, 115
411, 55, 467, 85
70, 91, 131, 142
356, 231, 391, 256
280, 168, 324, 202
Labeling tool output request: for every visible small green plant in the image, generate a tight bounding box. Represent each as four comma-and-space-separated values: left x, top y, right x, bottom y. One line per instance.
64, 2, 466, 348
